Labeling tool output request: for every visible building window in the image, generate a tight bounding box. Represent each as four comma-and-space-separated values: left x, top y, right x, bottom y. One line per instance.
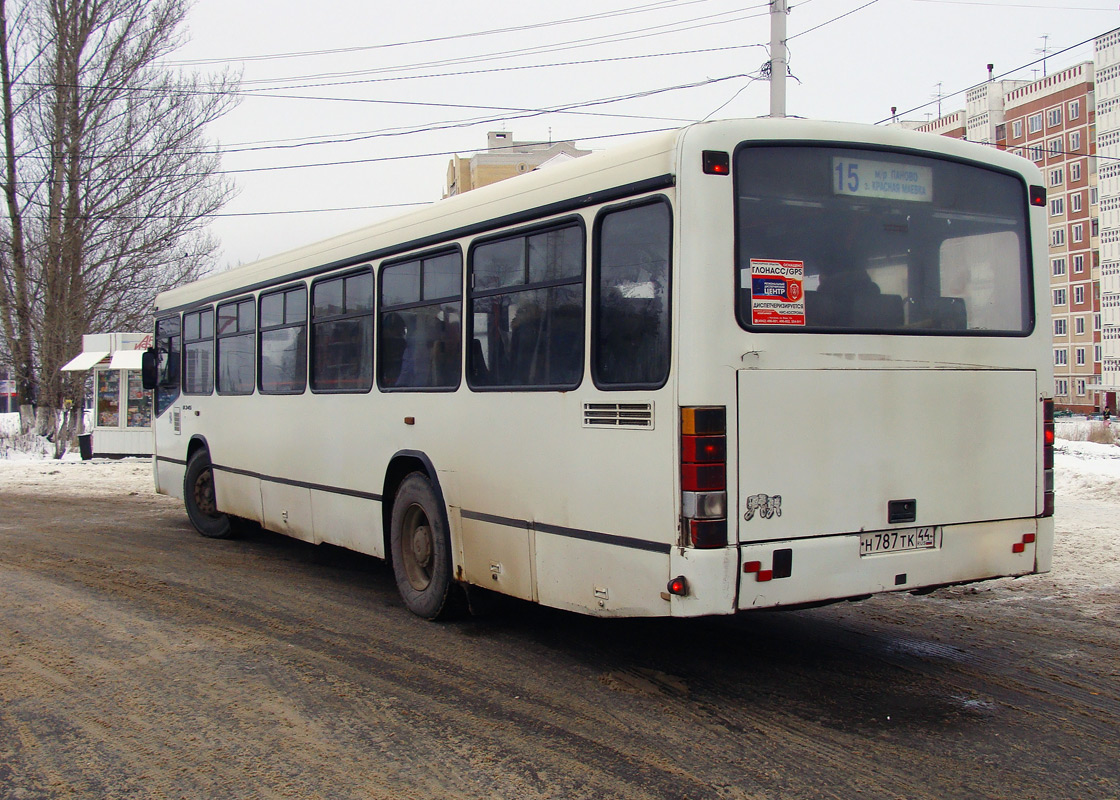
1070, 131, 1081, 152
1055, 349, 1068, 366
1077, 379, 1087, 396
1048, 138, 1062, 155
378, 252, 462, 390
1076, 316, 1085, 335
311, 268, 375, 392
1075, 285, 1086, 305
1012, 119, 1023, 139
1073, 223, 1083, 243
1049, 168, 1063, 186
1055, 318, 1067, 336
1052, 257, 1066, 276
469, 222, 585, 389
1073, 255, 1084, 274
216, 298, 255, 395
1028, 113, 1043, 133
1072, 193, 1082, 213
1096, 344, 1102, 362
1069, 99, 1080, 120
1050, 197, 1064, 216
1071, 161, 1082, 182
1091, 186, 1098, 205
1051, 228, 1065, 246
1095, 313, 1102, 331
1031, 145, 1045, 162
1047, 107, 1062, 127
259, 285, 307, 394
1076, 347, 1086, 366
182, 307, 214, 396
1054, 288, 1067, 305
594, 200, 672, 388
1056, 378, 1068, 396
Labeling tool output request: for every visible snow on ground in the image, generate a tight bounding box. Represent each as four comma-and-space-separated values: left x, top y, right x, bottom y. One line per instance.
1, 412, 1118, 598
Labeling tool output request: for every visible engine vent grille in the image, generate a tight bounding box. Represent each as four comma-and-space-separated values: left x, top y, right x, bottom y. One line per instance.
583, 402, 654, 429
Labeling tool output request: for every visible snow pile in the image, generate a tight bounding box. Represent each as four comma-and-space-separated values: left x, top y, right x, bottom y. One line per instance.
0, 412, 60, 460
1055, 418, 1117, 445
0, 456, 151, 495
0, 411, 20, 436
1055, 439, 1120, 504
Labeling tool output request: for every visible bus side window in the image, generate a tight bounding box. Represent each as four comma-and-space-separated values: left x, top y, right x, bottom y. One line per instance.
378, 250, 462, 391
593, 199, 671, 388
311, 269, 374, 393
468, 223, 584, 390
154, 315, 181, 416
216, 298, 256, 394
182, 307, 214, 395
259, 285, 308, 394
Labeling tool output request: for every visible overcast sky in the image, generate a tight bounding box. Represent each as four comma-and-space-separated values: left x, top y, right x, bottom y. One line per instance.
168, 0, 1117, 269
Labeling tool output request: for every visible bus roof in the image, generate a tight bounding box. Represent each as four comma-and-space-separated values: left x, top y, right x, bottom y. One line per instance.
154, 117, 1038, 313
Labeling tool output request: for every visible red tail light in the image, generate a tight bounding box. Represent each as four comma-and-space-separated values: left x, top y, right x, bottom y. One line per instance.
1042, 398, 1054, 518
681, 407, 727, 548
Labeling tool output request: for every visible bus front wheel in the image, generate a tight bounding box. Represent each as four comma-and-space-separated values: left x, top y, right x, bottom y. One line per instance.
390, 473, 456, 620
184, 449, 233, 539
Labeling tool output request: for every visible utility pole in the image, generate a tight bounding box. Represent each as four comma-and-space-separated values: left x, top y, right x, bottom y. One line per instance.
769, 0, 788, 118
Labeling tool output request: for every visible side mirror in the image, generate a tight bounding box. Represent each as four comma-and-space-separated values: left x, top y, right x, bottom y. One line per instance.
141, 348, 157, 390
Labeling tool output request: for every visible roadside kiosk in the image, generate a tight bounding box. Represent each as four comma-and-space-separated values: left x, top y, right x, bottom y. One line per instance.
61, 332, 153, 457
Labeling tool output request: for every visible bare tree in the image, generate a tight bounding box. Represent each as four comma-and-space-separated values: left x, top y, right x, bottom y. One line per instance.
0, 0, 236, 454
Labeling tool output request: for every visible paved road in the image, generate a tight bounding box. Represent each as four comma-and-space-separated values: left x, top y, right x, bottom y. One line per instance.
0, 476, 1117, 799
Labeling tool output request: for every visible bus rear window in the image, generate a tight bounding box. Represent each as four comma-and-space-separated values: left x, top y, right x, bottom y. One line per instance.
735, 145, 1032, 335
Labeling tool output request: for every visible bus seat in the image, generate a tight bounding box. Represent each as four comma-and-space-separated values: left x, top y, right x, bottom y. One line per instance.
804, 290, 841, 327
905, 297, 967, 330
854, 293, 904, 328
469, 338, 490, 384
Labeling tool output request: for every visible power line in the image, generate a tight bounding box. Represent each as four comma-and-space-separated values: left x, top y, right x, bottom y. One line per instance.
786, 0, 880, 41
168, 0, 738, 66
231, 8, 769, 90
912, 0, 1114, 9
215, 76, 748, 176
874, 33, 1098, 124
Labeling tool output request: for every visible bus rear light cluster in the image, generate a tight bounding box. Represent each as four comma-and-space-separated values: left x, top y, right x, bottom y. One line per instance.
1012, 532, 1037, 554
681, 407, 728, 548
1042, 399, 1055, 518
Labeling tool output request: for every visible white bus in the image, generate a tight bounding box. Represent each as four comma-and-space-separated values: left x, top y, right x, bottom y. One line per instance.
145, 117, 1055, 620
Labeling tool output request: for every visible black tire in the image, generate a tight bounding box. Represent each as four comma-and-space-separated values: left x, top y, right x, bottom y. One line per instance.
183, 449, 233, 539
390, 472, 457, 620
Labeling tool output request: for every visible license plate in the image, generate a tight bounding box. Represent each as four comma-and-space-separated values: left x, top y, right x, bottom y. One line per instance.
859, 527, 938, 556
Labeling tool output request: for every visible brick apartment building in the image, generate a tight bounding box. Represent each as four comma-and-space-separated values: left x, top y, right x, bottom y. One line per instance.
903, 44, 1112, 414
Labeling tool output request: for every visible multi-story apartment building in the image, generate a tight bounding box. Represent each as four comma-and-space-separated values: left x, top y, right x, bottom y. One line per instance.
1095, 29, 1120, 413
1003, 63, 1099, 413
900, 60, 1105, 413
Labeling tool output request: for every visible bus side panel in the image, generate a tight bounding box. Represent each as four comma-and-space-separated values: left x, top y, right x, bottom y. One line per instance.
310, 491, 384, 558
215, 469, 263, 524
534, 534, 669, 617
458, 517, 534, 601
156, 458, 184, 502
260, 482, 314, 543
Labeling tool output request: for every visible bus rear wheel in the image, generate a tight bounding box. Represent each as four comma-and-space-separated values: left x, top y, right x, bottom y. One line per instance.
184, 449, 233, 539
390, 473, 456, 620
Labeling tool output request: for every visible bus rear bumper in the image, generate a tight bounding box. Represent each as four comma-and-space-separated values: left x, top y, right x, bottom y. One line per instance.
735, 517, 1053, 611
